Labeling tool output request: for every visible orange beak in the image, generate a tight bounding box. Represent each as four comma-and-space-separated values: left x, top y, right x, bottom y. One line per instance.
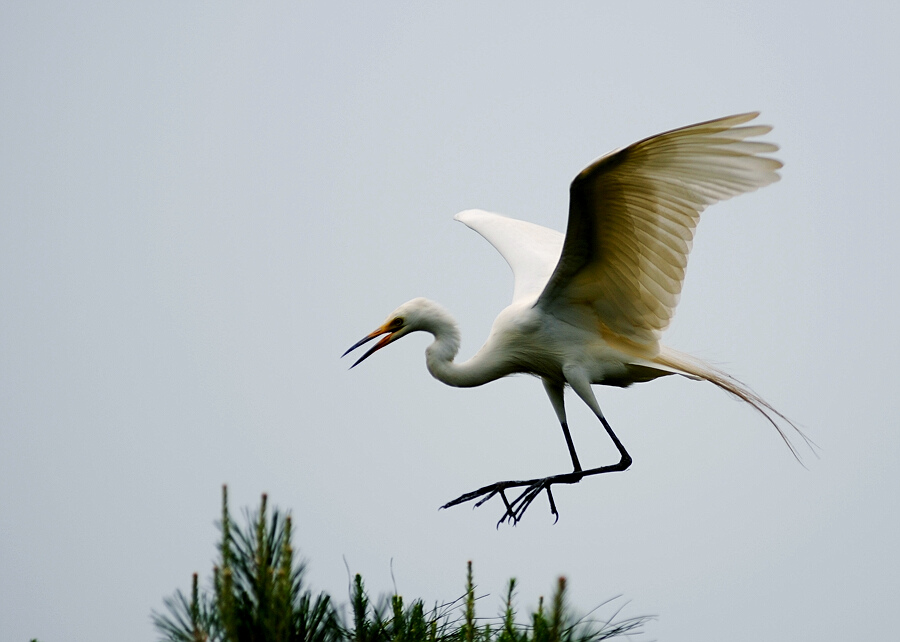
342, 324, 397, 368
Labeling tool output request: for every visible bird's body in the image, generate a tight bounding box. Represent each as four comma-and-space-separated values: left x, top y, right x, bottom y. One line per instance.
345, 112, 808, 524
413, 295, 672, 389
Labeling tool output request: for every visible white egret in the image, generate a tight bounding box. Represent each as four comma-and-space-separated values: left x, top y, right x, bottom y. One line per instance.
344, 113, 809, 525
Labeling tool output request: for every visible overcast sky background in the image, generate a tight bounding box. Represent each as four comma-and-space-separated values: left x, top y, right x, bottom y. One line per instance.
2, 2, 898, 641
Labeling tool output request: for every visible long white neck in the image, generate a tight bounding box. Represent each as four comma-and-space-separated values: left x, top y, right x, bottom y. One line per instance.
417, 302, 507, 388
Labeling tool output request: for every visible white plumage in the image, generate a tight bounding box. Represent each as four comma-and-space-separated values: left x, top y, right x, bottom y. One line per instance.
344, 113, 809, 525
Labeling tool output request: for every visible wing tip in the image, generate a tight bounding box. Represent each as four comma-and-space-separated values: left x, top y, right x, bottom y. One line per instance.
701, 111, 761, 129
454, 209, 479, 223
728, 110, 760, 123
454, 208, 503, 226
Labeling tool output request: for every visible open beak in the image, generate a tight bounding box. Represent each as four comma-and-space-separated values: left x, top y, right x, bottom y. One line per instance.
342, 324, 396, 368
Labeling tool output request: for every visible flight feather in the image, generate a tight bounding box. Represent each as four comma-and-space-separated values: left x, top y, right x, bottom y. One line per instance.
536, 112, 782, 356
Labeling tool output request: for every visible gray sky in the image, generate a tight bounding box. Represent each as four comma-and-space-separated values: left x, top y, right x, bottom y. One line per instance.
2, 2, 898, 641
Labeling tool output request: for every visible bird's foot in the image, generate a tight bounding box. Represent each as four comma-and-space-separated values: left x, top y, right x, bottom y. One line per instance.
441, 471, 583, 526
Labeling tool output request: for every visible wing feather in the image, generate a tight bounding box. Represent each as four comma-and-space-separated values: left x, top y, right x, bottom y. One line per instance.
536, 112, 781, 356
455, 209, 564, 305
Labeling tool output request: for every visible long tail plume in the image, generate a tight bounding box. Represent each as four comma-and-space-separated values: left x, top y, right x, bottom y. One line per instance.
653, 347, 815, 461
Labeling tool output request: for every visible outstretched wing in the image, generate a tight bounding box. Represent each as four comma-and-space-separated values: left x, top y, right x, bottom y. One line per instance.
536, 112, 782, 355
455, 209, 563, 305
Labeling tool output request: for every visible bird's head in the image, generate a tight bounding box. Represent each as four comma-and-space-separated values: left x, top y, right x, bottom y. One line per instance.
342, 298, 438, 368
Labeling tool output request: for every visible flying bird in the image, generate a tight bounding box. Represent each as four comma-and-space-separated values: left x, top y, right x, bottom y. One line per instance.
344, 113, 808, 525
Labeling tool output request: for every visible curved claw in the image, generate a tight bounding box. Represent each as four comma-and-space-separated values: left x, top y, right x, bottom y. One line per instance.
546, 485, 559, 524
440, 450, 631, 525
495, 488, 514, 529
442, 473, 578, 525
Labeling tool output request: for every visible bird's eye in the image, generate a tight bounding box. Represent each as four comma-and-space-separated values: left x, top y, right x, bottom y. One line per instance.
391, 317, 404, 328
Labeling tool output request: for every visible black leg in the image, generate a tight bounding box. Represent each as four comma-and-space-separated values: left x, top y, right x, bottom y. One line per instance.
441, 413, 631, 525
560, 421, 582, 472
